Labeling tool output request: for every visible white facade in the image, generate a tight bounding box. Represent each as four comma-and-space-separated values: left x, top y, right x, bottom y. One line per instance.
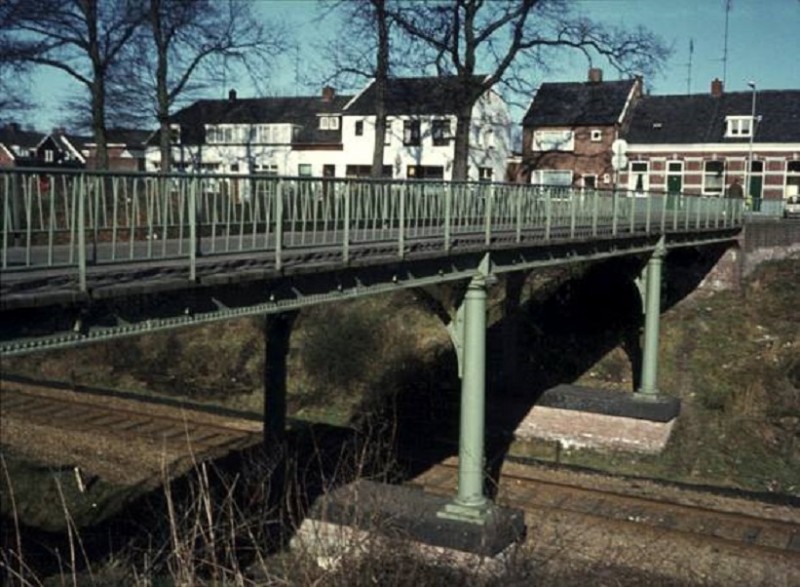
145, 85, 511, 183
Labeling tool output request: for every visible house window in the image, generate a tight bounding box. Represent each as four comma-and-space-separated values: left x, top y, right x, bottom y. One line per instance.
403, 120, 421, 146
44, 150, 54, 162
583, 175, 597, 188
407, 165, 444, 180
319, 116, 339, 130
345, 165, 392, 178
725, 116, 754, 138
481, 128, 495, 149
384, 121, 392, 145
786, 161, 800, 198
703, 160, 725, 194
298, 164, 312, 177
432, 119, 450, 146
257, 164, 278, 176
479, 167, 493, 182
531, 169, 572, 186
230, 163, 239, 172
590, 129, 603, 142
628, 161, 650, 193
532, 129, 574, 151
169, 125, 181, 144
355, 120, 364, 136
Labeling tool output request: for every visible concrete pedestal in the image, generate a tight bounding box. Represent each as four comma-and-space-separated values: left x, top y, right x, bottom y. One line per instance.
516, 384, 681, 454
291, 480, 525, 571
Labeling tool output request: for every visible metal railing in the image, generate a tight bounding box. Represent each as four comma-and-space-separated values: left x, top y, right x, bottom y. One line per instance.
1, 169, 744, 291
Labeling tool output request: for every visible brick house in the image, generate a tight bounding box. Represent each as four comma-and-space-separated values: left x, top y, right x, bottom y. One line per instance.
85, 128, 150, 171
620, 80, 800, 213
519, 68, 642, 189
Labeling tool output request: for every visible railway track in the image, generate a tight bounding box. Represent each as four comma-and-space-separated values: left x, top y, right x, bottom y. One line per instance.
412, 460, 800, 560
0, 379, 263, 459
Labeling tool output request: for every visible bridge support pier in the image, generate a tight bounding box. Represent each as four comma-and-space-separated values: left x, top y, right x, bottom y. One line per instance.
264, 312, 297, 444
439, 269, 491, 523
638, 239, 666, 398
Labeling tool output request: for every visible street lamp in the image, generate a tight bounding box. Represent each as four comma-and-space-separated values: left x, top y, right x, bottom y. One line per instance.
747, 81, 757, 210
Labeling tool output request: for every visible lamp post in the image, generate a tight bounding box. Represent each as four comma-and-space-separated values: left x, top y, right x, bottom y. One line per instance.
747, 81, 757, 211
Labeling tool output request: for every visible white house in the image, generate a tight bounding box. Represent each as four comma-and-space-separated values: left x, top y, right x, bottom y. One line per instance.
339, 75, 511, 182
144, 76, 511, 183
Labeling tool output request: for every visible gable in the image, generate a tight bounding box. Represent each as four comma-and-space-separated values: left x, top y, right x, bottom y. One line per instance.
523, 79, 637, 127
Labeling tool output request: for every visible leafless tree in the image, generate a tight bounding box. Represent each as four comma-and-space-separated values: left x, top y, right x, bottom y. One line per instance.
0, 0, 146, 168
388, 0, 670, 181
130, 0, 286, 172
323, 0, 392, 178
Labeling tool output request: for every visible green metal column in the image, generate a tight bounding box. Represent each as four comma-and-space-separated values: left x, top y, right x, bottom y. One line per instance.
638, 239, 666, 397
439, 266, 492, 524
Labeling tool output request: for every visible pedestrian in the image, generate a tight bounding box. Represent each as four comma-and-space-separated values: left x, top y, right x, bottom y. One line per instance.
726, 178, 744, 199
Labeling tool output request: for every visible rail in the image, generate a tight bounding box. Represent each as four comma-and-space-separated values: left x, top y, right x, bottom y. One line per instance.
1, 169, 744, 291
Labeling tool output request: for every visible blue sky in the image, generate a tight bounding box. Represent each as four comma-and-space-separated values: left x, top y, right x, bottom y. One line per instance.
23, 0, 800, 131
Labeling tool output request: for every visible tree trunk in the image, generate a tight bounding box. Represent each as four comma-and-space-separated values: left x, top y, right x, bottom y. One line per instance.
370, 0, 389, 179
91, 73, 109, 170
152, 0, 171, 173
452, 104, 473, 182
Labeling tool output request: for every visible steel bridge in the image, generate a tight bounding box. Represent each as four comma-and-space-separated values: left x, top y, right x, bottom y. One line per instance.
1, 168, 743, 525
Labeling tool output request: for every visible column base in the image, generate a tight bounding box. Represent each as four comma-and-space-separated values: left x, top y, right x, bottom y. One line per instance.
437, 499, 493, 525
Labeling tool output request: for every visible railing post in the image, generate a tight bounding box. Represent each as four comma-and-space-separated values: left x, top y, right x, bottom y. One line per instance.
629, 191, 636, 234
484, 183, 492, 246
444, 182, 452, 253
545, 190, 552, 240
189, 177, 197, 282
515, 185, 522, 243
645, 191, 652, 234
343, 180, 351, 263
398, 183, 406, 258
77, 175, 87, 293
612, 190, 618, 236
569, 188, 577, 239
275, 179, 283, 272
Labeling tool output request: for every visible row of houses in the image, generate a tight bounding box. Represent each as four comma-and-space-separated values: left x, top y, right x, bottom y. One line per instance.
3, 70, 798, 211
0, 124, 150, 171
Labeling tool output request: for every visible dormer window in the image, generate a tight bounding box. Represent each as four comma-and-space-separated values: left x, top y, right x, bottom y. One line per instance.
725, 116, 753, 138
319, 116, 339, 130
590, 129, 603, 142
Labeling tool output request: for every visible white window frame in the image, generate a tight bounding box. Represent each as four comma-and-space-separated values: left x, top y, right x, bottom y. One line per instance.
725, 116, 753, 138
785, 160, 800, 198
44, 150, 54, 162
628, 161, 650, 194
702, 160, 725, 195
319, 116, 340, 131
532, 129, 574, 152
590, 129, 603, 142
384, 121, 392, 145
531, 169, 573, 186
298, 163, 312, 177
431, 119, 451, 146
478, 167, 493, 182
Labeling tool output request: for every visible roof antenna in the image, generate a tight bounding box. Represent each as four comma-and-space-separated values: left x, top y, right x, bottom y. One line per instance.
686, 38, 694, 95
722, 0, 732, 84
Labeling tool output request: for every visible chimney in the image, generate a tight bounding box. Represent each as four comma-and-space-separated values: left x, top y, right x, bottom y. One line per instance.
228, 89, 237, 102
711, 78, 723, 97
52, 126, 66, 135
588, 68, 603, 83
322, 85, 336, 102
6, 122, 21, 133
